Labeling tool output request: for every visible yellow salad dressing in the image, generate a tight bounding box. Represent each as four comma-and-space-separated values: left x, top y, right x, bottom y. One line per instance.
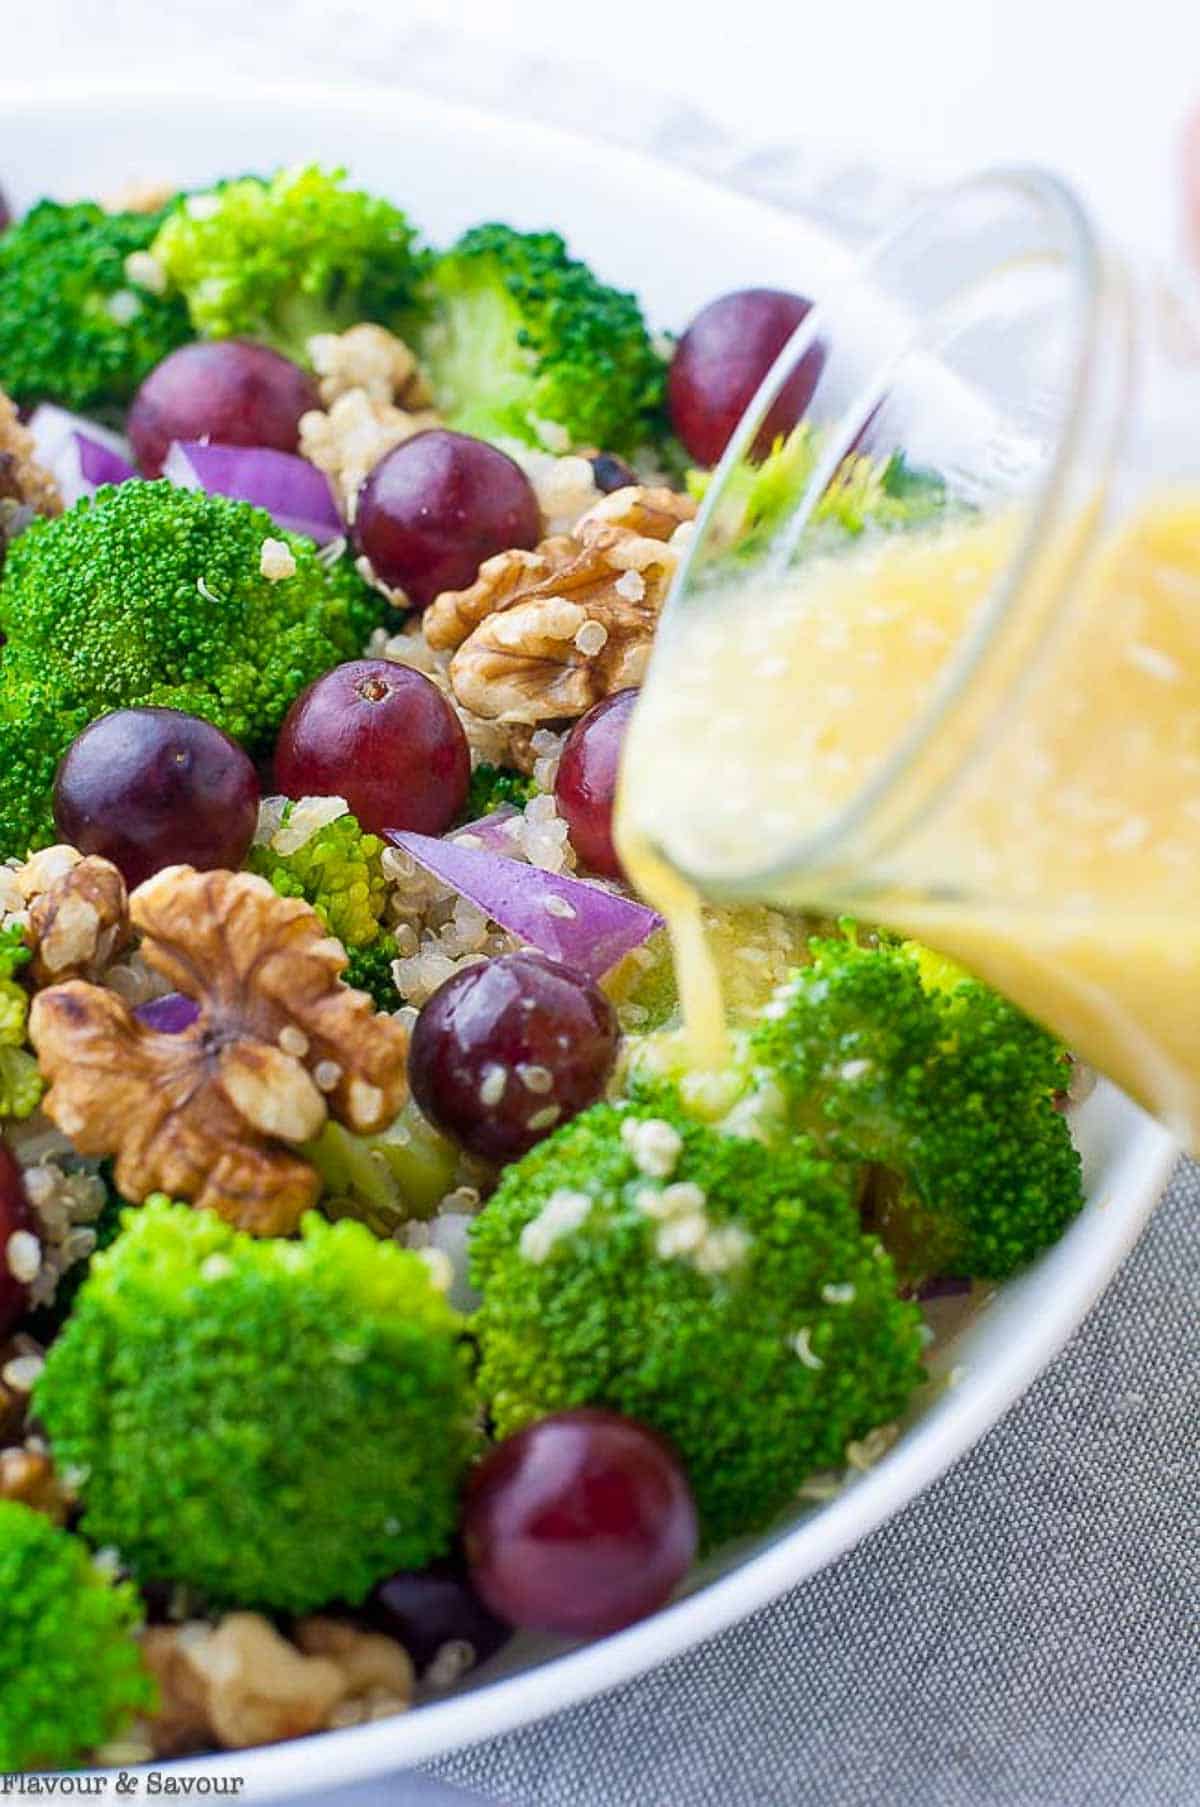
616, 493, 1200, 1146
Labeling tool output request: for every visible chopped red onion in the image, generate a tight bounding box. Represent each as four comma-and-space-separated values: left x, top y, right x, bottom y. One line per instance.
28, 404, 136, 505
162, 441, 343, 546
133, 992, 201, 1035
386, 829, 662, 979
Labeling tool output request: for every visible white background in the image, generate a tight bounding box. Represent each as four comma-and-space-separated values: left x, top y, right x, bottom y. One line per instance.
13, 0, 1200, 259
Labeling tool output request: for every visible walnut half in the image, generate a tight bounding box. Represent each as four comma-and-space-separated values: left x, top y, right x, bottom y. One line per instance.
424, 486, 696, 725
29, 868, 409, 1236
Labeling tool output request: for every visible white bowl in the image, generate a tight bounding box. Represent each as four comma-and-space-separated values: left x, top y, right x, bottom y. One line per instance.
0, 78, 1178, 1801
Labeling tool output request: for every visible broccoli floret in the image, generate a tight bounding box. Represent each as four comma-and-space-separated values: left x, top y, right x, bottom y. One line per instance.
35, 1200, 476, 1614
0, 1500, 154, 1772
470, 1086, 924, 1547
152, 167, 426, 365
0, 481, 387, 859
687, 429, 949, 565
308, 1102, 459, 1236
0, 199, 192, 416
247, 806, 388, 950
419, 224, 667, 454
0, 922, 41, 1119
465, 761, 539, 818
749, 936, 1083, 1282
342, 932, 403, 1013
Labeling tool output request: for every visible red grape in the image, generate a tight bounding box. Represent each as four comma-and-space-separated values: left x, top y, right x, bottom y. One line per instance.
354, 429, 540, 608
0, 1142, 35, 1340
53, 708, 261, 889
408, 952, 618, 1163
464, 1409, 699, 1637
366, 1559, 511, 1682
554, 688, 636, 879
127, 340, 319, 478
274, 658, 469, 837
667, 288, 824, 467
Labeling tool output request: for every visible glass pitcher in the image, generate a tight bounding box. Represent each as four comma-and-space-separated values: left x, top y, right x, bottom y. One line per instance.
619, 168, 1200, 1144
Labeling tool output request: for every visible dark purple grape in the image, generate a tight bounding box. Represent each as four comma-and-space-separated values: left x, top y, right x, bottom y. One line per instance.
53, 708, 261, 890
464, 1409, 699, 1638
127, 340, 319, 478
589, 452, 638, 495
355, 429, 540, 608
668, 288, 823, 467
0, 1142, 35, 1339
554, 688, 636, 879
274, 659, 469, 837
366, 1559, 511, 1684
0, 188, 11, 235
408, 952, 619, 1163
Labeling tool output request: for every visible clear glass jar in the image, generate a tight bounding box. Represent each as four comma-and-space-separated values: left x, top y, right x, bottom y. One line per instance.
621, 170, 1200, 1141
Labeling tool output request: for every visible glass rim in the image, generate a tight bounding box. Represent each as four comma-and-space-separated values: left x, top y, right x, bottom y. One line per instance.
659, 165, 1128, 901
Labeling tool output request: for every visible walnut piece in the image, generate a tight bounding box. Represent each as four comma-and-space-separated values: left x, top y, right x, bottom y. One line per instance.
0, 1446, 70, 1521
424, 487, 696, 725
103, 179, 177, 215
27, 856, 130, 987
29, 868, 409, 1236
0, 388, 62, 571
143, 1614, 413, 1755
294, 1617, 414, 1727
151, 1616, 345, 1754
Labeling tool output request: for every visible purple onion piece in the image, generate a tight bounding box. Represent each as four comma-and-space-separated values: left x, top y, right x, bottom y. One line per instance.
133, 992, 201, 1035
162, 441, 343, 545
27, 404, 136, 505
387, 829, 662, 980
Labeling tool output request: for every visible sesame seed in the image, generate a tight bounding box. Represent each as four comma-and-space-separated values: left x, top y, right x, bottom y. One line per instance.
124, 249, 167, 295
200, 1254, 234, 1282
278, 1024, 310, 1058
1, 1355, 43, 1393
5, 1230, 41, 1286
516, 1063, 554, 1094
574, 619, 609, 656
314, 1060, 343, 1093
791, 1327, 825, 1369
839, 1059, 872, 1082
527, 1104, 562, 1132
479, 1065, 508, 1107
821, 1282, 857, 1304
542, 893, 577, 920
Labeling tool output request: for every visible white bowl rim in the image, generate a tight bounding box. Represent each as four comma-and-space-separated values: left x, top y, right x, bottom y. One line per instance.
0, 76, 1180, 1797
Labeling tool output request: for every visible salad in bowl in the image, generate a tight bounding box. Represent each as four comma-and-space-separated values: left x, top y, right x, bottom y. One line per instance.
0, 160, 1089, 1772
